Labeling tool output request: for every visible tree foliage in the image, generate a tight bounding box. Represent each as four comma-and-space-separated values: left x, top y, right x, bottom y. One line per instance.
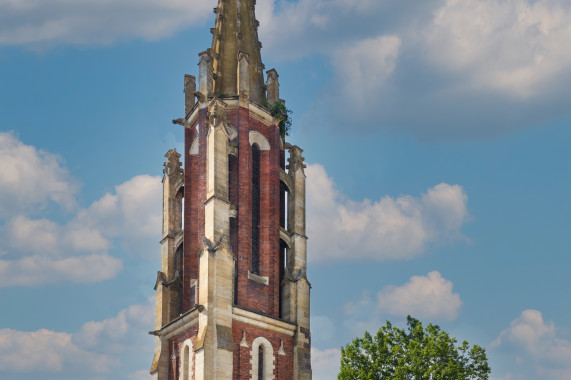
338, 316, 491, 380
263, 100, 292, 137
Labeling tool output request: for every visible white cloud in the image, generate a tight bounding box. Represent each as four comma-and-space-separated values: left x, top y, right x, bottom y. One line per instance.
257, 0, 571, 138
492, 310, 571, 379
0, 131, 78, 217
0, 138, 161, 285
0, 298, 154, 376
341, 272, 462, 337
70, 174, 162, 257
0, 0, 212, 48
74, 297, 155, 353
0, 253, 122, 287
425, 0, 571, 98
0, 150, 162, 287
377, 271, 462, 320
0, 329, 116, 373
130, 369, 152, 380
306, 163, 468, 262
332, 35, 401, 107
312, 347, 341, 380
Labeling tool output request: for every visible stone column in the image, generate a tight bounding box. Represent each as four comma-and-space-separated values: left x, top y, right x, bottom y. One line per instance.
266, 69, 280, 105
283, 146, 312, 379
194, 101, 236, 379
152, 149, 184, 380
198, 51, 214, 101
237, 51, 250, 96
184, 74, 196, 116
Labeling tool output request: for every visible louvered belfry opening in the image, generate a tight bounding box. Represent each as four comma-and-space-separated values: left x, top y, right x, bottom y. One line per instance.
258, 345, 264, 380
251, 144, 261, 275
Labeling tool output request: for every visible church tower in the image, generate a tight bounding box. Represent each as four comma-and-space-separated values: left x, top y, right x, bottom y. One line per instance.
150, 1, 312, 379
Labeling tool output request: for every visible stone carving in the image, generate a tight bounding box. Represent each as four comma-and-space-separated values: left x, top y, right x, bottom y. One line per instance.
172, 118, 189, 127
240, 331, 249, 347
278, 340, 286, 356
201, 235, 233, 256
163, 149, 183, 177
207, 101, 237, 141
287, 145, 306, 175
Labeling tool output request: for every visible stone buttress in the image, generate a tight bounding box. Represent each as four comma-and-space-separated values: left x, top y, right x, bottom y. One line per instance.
151, 1, 311, 379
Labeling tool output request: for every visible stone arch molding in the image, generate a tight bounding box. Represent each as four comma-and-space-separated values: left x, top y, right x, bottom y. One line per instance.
249, 131, 270, 151
250, 336, 275, 380
179, 339, 193, 380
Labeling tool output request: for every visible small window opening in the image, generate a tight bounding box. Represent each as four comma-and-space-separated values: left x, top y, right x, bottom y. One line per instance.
258, 345, 264, 380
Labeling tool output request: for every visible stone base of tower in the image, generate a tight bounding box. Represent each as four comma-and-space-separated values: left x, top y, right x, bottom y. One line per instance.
152, 305, 312, 379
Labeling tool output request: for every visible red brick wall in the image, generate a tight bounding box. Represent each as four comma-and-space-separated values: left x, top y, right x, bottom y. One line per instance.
232, 320, 294, 380
183, 109, 208, 312
234, 106, 282, 317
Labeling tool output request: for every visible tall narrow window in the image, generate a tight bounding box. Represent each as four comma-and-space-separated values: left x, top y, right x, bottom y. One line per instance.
258, 345, 264, 380
251, 144, 261, 275
229, 154, 239, 304
181, 345, 189, 380
179, 340, 193, 380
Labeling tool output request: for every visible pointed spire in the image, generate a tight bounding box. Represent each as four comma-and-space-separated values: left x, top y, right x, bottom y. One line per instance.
210, 0, 266, 103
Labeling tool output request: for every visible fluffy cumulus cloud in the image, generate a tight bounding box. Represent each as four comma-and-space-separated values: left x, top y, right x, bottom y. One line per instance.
0, 298, 154, 377
69, 174, 162, 257
0, 253, 122, 287
311, 347, 341, 380
0, 131, 78, 217
130, 370, 152, 380
0, 0, 212, 48
257, 0, 571, 139
0, 329, 117, 374
376, 271, 462, 320
306, 164, 468, 262
425, 0, 571, 98
74, 297, 155, 353
0, 133, 162, 287
341, 272, 462, 339
331, 35, 402, 108
492, 310, 571, 379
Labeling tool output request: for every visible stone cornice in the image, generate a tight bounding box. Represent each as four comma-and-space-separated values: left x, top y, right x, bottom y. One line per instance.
232, 307, 296, 337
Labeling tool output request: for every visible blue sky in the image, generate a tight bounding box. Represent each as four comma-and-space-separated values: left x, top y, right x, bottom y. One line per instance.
1, 0, 570, 379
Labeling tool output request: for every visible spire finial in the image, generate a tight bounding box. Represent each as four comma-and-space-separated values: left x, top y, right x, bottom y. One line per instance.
210, 0, 266, 103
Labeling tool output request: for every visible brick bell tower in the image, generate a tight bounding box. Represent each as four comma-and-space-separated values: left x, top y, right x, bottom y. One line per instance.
150, 1, 311, 379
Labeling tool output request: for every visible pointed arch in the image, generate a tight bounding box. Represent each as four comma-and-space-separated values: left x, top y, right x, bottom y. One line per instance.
250, 336, 275, 380
249, 131, 270, 151
179, 339, 193, 380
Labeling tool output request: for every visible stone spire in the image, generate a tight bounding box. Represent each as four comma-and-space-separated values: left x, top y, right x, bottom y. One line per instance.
211, 0, 266, 103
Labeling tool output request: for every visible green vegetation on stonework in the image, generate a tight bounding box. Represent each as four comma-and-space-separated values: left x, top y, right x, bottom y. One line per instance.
338, 316, 492, 380
263, 100, 292, 137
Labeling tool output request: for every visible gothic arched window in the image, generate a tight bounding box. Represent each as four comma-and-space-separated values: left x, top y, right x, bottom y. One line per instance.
258, 345, 264, 380
251, 336, 274, 380
251, 143, 261, 275
179, 339, 193, 380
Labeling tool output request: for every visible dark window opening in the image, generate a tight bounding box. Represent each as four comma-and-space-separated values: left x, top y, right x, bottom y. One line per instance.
171, 243, 184, 319
279, 240, 287, 319
251, 144, 261, 275
229, 154, 239, 304
258, 345, 264, 380
175, 186, 184, 232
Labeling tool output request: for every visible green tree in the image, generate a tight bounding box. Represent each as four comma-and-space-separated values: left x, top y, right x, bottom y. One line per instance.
338, 316, 491, 380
